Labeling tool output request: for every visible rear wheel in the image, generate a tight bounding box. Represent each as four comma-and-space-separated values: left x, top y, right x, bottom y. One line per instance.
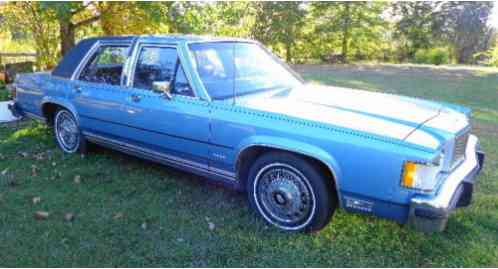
247, 151, 336, 232
54, 108, 87, 154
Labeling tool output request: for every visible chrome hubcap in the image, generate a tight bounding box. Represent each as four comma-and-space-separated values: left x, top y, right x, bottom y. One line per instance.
56, 111, 79, 152
255, 164, 315, 228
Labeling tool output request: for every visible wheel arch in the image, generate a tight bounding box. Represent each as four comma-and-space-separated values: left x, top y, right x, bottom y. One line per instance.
235, 137, 343, 205
41, 97, 79, 126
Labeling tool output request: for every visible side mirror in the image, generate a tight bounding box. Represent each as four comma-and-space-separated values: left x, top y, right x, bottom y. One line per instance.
152, 81, 172, 99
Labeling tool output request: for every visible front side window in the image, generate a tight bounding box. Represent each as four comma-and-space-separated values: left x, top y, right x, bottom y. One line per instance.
189, 42, 302, 100
79, 45, 129, 85
133, 47, 177, 90
133, 46, 194, 97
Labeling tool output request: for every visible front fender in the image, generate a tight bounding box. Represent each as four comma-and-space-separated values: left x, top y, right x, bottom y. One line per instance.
235, 135, 343, 193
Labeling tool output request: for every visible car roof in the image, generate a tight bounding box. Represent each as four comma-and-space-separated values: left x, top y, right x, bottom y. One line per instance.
83, 34, 254, 44
52, 34, 256, 79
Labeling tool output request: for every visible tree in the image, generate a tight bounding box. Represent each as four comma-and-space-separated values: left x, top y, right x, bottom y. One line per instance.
0, 2, 59, 69
251, 2, 306, 62
311, 2, 388, 63
39, 2, 101, 57
96, 2, 166, 36
436, 1, 494, 64
392, 1, 442, 61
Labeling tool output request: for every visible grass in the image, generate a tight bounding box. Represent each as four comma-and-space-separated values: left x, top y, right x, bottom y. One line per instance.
1, 64, 497, 267
0, 82, 10, 101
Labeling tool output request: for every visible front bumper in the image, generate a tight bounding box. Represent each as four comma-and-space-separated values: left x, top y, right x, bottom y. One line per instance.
408, 134, 485, 233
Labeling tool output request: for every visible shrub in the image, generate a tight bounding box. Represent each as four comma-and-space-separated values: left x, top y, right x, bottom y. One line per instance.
414, 48, 450, 65
474, 47, 498, 67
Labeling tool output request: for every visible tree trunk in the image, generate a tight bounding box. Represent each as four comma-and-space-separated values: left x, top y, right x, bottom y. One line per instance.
341, 3, 351, 63
59, 17, 75, 57
285, 42, 292, 63
457, 47, 472, 64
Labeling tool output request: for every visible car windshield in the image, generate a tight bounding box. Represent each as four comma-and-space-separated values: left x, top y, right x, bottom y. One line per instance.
189, 42, 302, 100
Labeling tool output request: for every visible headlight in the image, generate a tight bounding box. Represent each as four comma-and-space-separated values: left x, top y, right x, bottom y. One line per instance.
401, 160, 442, 192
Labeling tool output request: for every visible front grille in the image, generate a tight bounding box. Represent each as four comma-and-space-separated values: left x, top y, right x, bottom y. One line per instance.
451, 130, 469, 167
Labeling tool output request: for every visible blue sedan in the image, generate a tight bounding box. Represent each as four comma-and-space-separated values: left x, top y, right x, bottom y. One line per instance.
8, 35, 484, 232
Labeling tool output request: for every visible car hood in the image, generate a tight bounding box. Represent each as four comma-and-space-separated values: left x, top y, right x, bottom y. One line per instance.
237, 84, 466, 150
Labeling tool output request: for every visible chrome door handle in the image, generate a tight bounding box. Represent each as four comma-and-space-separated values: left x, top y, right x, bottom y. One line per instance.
131, 94, 141, 102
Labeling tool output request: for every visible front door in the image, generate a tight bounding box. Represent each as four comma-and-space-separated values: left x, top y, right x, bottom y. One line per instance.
119, 45, 211, 169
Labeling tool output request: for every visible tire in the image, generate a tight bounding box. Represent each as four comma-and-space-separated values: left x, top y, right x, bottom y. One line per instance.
53, 108, 87, 154
246, 151, 337, 232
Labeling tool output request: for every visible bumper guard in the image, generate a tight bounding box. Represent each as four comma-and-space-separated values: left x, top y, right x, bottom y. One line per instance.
408, 134, 485, 233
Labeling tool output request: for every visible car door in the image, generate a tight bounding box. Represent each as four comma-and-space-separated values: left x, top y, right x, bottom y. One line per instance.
70, 43, 132, 138
119, 44, 212, 170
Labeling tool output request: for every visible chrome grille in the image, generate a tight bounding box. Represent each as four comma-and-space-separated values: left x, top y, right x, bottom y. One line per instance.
452, 130, 469, 167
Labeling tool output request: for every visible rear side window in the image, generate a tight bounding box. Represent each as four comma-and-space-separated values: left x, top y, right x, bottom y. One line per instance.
79, 45, 129, 86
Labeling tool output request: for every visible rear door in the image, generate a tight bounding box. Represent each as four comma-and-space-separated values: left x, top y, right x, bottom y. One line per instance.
70, 43, 132, 138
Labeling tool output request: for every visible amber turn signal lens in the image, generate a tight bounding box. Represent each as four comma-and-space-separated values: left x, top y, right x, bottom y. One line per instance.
401, 162, 417, 188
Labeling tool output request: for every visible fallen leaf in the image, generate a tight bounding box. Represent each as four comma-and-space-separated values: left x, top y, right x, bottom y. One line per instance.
141, 222, 147, 230
31, 165, 38, 177
34, 211, 49, 220
1, 168, 8, 176
113, 212, 124, 220
208, 222, 215, 231
64, 213, 75, 222
32, 196, 41, 204
35, 153, 45, 161
74, 175, 81, 184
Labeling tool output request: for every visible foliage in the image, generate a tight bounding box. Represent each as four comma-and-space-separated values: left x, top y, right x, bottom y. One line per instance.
0, 1, 496, 67
251, 2, 306, 62
393, 1, 494, 64
96, 2, 167, 35
311, 2, 388, 63
475, 46, 498, 66
414, 47, 451, 65
0, 81, 9, 101
0, 2, 59, 69
392, 2, 440, 61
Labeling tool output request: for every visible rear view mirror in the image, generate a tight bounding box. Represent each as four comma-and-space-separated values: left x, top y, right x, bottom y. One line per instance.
152, 81, 172, 99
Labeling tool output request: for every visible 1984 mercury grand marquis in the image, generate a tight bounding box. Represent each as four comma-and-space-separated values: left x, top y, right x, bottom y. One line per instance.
8, 35, 485, 233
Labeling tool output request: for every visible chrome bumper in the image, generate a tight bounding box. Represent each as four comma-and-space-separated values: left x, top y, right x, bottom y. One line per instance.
408, 134, 485, 233
7, 101, 23, 118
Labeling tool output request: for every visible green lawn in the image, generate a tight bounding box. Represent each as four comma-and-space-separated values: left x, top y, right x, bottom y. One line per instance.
1, 64, 497, 267
0, 82, 10, 101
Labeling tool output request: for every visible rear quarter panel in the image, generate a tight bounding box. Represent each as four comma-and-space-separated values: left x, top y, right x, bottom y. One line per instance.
15, 73, 70, 118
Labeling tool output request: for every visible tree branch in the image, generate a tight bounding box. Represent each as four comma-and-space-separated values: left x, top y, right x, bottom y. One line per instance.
73, 15, 100, 28
71, 2, 93, 16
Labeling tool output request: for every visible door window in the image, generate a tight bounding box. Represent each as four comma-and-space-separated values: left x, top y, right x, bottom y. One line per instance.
133, 47, 177, 90
79, 45, 129, 85
133, 46, 194, 97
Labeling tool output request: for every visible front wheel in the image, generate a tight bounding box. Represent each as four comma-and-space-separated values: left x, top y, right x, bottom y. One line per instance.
247, 152, 337, 232
54, 108, 87, 154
